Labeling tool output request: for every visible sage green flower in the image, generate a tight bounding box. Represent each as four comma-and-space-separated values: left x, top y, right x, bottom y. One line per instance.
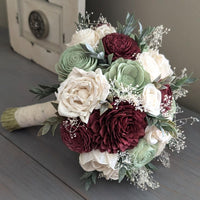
104, 58, 150, 92
56, 44, 98, 81
128, 139, 158, 168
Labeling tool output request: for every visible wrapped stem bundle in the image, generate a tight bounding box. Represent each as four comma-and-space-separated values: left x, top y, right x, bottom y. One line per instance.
1, 101, 56, 132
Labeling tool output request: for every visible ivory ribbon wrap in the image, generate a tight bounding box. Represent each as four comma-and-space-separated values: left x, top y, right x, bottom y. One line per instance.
1, 101, 56, 132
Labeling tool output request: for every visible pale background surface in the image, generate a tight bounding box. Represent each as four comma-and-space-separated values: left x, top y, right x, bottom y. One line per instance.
1, 0, 200, 113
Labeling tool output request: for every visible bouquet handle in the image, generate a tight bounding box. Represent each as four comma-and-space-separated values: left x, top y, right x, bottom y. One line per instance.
1, 101, 57, 132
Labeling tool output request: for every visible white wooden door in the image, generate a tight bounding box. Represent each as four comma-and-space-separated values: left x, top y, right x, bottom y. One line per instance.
6, 0, 85, 73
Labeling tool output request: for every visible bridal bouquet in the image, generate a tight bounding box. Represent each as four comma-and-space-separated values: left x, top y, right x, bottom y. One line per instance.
1, 13, 198, 190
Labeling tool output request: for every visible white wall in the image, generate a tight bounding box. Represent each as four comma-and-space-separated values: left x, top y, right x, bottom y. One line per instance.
0, 0, 7, 28
87, 0, 200, 113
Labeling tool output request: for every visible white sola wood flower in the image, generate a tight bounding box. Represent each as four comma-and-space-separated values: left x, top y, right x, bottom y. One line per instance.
142, 83, 161, 116
95, 24, 116, 39
79, 150, 119, 180
67, 28, 100, 49
144, 125, 172, 157
56, 67, 110, 123
144, 125, 172, 145
137, 50, 173, 82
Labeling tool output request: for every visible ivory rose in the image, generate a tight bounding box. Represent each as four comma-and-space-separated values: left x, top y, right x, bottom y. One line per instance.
144, 125, 172, 145
79, 150, 119, 180
142, 83, 161, 116
67, 28, 100, 48
144, 126, 172, 157
137, 50, 173, 81
56, 67, 110, 123
96, 24, 116, 39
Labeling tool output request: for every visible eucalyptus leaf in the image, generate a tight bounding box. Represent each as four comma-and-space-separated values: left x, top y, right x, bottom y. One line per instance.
145, 163, 157, 171
91, 172, 97, 184
97, 52, 105, 60
126, 12, 131, 24
46, 116, 59, 124
159, 85, 168, 90
100, 101, 113, 115
138, 21, 143, 35
80, 172, 92, 180
107, 94, 114, 102
51, 121, 60, 136
153, 75, 162, 83
80, 171, 98, 191
78, 13, 82, 23
118, 167, 126, 183
85, 179, 92, 191
172, 73, 197, 90
85, 43, 96, 53
51, 102, 58, 110
29, 84, 59, 100
108, 53, 114, 65
116, 13, 138, 35
96, 40, 105, 53
140, 27, 155, 41
37, 123, 51, 136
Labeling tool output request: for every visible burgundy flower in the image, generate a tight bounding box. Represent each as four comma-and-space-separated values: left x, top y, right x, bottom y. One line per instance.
60, 119, 93, 153
160, 85, 173, 112
102, 33, 141, 61
88, 100, 147, 153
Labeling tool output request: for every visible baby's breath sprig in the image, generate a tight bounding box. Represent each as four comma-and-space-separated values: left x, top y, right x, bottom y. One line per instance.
75, 12, 109, 31
75, 12, 95, 30
170, 68, 197, 100
142, 25, 170, 50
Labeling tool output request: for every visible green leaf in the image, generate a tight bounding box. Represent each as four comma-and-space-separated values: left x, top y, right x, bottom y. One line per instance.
138, 21, 143, 35
107, 53, 113, 65
37, 123, 51, 136
116, 13, 138, 35
37, 115, 62, 136
51, 121, 60, 136
185, 77, 197, 84
85, 43, 96, 53
80, 172, 92, 180
80, 171, 98, 191
118, 167, 126, 183
146, 116, 158, 126
51, 102, 58, 110
96, 40, 105, 53
85, 179, 92, 191
125, 12, 131, 24
140, 26, 155, 41
116, 21, 123, 34
153, 75, 162, 83
29, 84, 59, 100
107, 94, 113, 102
156, 119, 177, 138
78, 13, 82, 23
171, 73, 197, 91
100, 101, 113, 115
97, 52, 105, 60
145, 163, 157, 171
46, 116, 59, 124
91, 172, 97, 184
